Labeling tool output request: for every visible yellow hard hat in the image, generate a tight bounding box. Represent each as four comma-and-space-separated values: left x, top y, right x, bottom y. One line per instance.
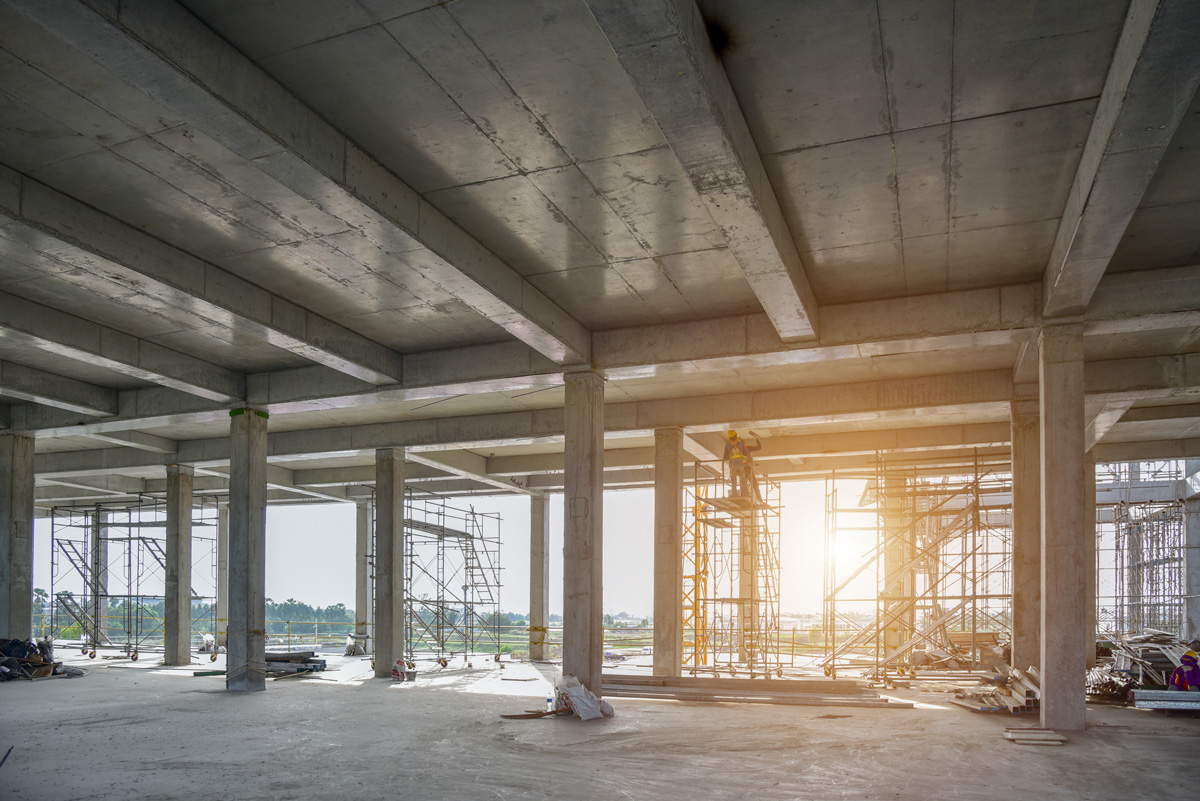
727, 429, 737, 438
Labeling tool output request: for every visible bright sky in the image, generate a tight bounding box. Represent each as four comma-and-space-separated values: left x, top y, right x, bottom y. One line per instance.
33, 479, 843, 618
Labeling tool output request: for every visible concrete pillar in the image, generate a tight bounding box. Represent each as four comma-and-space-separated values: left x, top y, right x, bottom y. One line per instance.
0, 434, 34, 640
1183, 460, 1200, 642
653, 428, 683, 677
881, 475, 909, 653
373, 448, 405, 678
1010, 399, 1041, 672
215, 506, 228, 647
1084, 453, 1097, 669
1039, 326, 1087, 731
227, 408, 268, 692
89, 510, 108, 647
164, 464, 194, 665
563, 369, 604, 695
529, 494, 550, 661
355, 501, 370, 648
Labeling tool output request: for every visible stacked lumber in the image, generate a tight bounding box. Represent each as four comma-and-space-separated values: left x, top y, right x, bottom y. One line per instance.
949, 667, 1039, 714
1004, 727, 1067, 746
599, 674, 911, 709
1130, 689, 1200, 711
264, 650, 326, 674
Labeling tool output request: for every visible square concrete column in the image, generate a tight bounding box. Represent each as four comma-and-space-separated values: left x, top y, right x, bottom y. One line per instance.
164, 463, 194, 666
215, 506, 228, 647
1084, 453, 1097, 669
563, 369, 604, 696
373, 448, 405, 678
227, 408, 268, 692
89, 510, 108, 648
1038, 326, 1087, 731
653, 428, 683, 677
355, 500, 371, 648
1010, 399, 1041, 672
1184, 460, 1200, 641
0, 434, 34, 640
529, 494, 550, 661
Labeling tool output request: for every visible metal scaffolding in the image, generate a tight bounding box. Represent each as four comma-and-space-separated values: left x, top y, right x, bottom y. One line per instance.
682, 459, 782, 677
821, 456, 1012, 678
366, 491, 502, 663
1096, 460, 1186, 638
48, 499, 219, 659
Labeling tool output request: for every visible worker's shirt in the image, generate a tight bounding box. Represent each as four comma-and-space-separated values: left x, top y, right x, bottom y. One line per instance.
723, 439, 760, 465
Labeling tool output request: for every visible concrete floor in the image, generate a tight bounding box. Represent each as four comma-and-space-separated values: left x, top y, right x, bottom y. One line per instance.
2, 654, 1198, 801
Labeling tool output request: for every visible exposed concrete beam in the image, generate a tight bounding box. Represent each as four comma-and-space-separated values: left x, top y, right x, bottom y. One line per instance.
1085, 398, 1138, 450
0, 360, 117, 416
1086, 352, 1200, 403
0, 171, 402, 386
588, 0, 817, 341
405, 450, 535, 496
1043, 0, 1200, 317
1093, 437, 1200, 463
81, 430, 178, 454
4, 0, 589, 364
197, 464, 349, 504
38, 474, 145, 496
0, 290, 244, 403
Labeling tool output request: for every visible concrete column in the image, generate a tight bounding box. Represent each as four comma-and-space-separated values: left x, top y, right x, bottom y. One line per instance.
1010, 399, 1041, 672
373, 448, 405, 678
0, 434, 34, 640
1183, 460, 1200, 641
215, 506, 228, 647
1039, 326, 1087, 731
164, 464, 194, 665
1084, 453, 1097, 669
89, 510, 108, 647
529, 494, 550, 661
653, 428, 683, 677
227, 408, 268, 692
355, 501, 370, 646
563, 369, 604, 696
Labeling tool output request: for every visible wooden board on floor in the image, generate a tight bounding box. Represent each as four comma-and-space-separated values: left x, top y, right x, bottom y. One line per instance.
602, 674, 865, 694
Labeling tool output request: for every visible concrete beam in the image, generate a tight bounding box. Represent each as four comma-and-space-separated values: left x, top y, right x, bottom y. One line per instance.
1093, 437, 1200, 463
4, 0, 590, 364
0, 172, 401, 385
38, 474, 145, 496
404, 450, 535, 495
0, 290, 243, 403
588, 0, 817, 341
0, 360, 117, 416
81, 430, 177, 454
1043, 1, 1200, 317
1085, 398, 1138, 449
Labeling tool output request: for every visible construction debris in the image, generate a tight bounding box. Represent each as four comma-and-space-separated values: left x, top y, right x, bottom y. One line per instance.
946, 666, 1039, 714
1107, 630, 1196, 686
264, 650, 326, 675
0, 638, 79, 681
1130, 689, 1200, 711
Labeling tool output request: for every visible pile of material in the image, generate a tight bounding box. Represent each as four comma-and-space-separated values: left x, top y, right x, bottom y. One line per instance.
1085, 664, 1137, 701
600, 675, 912, 709
1003, 727, 1067, 746
264, 650, 326, 675
1108, 630, 1196, 686
949, 667, 1040, 714
0, 638, 79, 681
1130, 688, 1200, 711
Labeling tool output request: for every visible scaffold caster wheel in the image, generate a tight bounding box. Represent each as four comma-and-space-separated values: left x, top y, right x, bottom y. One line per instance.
776, 668, 784, 678
494, 654, 500, 662
210, 653, 218, 662
823, 666, 832, 677
89, 650, 96, 659
130, 652, 138, 661
81, 646, 89, 655
438, 658, 448, 668
406, 661, 415, 670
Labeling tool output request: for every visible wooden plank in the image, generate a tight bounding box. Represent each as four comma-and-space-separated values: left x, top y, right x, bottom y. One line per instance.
602, 687, 910, 709
602, 674, 864, 694
1004, 731, 1066, 741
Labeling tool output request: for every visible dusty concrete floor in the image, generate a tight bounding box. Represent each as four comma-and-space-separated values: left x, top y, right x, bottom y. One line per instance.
2, 652, 1199, 801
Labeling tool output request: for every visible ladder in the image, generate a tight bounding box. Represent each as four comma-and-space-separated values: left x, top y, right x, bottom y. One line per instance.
142, 537, 202, 598
55, 592, 112, 645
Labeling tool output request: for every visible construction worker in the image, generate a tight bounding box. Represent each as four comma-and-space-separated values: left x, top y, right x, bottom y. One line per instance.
723, 430, 761, 501
1168, 650, 1200, 691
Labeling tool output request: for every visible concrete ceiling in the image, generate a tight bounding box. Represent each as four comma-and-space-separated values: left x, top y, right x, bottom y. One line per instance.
0, 0, 1198, 506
